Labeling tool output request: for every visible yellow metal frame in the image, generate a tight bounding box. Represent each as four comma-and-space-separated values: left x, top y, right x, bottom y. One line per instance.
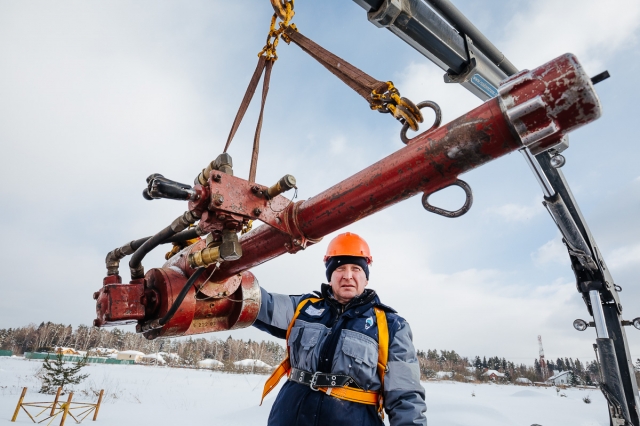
11, 387, 104, 426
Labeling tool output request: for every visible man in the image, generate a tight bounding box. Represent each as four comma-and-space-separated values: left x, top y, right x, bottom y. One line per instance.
254, 232, 427, 426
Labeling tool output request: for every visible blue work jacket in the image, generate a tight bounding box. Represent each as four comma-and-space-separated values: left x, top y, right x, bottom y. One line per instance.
253, 284, 427, 426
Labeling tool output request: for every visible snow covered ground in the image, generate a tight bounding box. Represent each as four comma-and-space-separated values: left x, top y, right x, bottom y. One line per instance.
0, 357, 609, 425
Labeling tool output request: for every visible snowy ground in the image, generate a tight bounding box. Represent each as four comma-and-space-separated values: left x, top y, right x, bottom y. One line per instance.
0, 357, 609, 425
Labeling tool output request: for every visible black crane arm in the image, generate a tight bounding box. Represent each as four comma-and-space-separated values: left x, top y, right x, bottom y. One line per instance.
351, 0, 640, 424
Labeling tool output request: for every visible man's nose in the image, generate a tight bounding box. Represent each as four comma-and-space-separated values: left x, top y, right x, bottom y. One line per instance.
342, 269, 354, 279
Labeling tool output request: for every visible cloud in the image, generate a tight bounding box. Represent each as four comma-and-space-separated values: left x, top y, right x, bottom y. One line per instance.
395, 62, 480, 127
329, 135, 347, 154
606, 244, 640, 270
486, 199, 543, 223
502, 0, 640, 72
370, 260, 589, 359
1, 1, 638, 363
532, 235, 571, 267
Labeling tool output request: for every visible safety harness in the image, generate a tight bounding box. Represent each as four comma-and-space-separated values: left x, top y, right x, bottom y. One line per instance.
261, 297, 390, 417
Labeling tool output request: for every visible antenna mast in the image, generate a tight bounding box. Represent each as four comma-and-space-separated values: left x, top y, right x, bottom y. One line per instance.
538, 335, 547, 379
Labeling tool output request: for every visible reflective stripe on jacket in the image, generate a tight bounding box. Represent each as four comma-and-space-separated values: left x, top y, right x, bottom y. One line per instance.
253, 284, 427, 426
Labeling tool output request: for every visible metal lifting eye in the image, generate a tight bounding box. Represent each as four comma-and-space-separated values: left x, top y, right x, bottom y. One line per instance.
573, 319, 588, 331
400, 101, 442, 144
421, 179, 473, 218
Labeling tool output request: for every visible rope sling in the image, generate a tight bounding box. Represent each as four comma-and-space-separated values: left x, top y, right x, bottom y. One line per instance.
219, 1, 434, 417
221, 0, 438, 183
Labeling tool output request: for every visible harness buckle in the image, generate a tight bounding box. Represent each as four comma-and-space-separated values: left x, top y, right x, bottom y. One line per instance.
309, 372, 320, 391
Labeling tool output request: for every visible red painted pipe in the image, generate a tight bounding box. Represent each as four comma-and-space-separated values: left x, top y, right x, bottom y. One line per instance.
94, 54, 601, 336
207, 53, 601, 281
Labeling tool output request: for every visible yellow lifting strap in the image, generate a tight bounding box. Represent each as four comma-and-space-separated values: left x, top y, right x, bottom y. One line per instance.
260, 298, 390, 417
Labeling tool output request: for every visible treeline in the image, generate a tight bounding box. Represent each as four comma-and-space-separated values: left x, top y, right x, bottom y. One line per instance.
417, 349, 608, 385
3, 323, 638, 385
0, 322, 285, 367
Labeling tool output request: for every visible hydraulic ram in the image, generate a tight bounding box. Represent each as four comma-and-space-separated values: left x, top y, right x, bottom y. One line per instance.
94, 53, 601, 339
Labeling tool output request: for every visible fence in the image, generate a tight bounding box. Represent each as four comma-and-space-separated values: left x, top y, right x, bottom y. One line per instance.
11, 387, 103, 425
0, 350, 12, 357
24, 352, 134, 365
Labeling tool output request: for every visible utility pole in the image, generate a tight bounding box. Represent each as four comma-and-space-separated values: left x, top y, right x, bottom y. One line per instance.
538, 335, 547, 380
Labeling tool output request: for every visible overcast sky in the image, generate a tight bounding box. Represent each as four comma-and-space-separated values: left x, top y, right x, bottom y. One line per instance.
1, 0, 639, 365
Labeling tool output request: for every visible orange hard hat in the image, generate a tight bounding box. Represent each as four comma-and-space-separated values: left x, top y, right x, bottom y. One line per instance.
323, 232, 372, 264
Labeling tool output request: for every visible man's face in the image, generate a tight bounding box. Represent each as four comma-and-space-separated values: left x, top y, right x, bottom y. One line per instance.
329, 263, 368, 304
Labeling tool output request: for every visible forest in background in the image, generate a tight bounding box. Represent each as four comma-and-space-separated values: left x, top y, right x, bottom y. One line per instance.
2, 322, 639, 384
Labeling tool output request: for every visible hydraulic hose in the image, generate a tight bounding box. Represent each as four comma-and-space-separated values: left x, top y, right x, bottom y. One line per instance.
138, 267, 205, 333
159, 267, 205, 326
129, 226, 176, 279
129, 210, 200, 279
105, 227, 200, 276
165, 227, 200, 244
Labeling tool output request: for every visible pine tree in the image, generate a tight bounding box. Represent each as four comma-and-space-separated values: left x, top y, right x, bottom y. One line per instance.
569, 371, 579, 387
482, 356, 487, 369
473, 356, 482, 369
585, 374, 593, 386
39, 352, 89, 394
565, 357, 572, 371
534, 359, 542, 379
575, 358, 583, 373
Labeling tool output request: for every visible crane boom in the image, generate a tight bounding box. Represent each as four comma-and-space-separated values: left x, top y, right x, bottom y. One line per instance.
91, 1, 638, 424
350, 0, 639, 423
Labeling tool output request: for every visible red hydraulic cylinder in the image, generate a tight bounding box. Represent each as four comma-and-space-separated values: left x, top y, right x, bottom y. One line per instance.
204, 53, 601, 282
94, 53, 602, 339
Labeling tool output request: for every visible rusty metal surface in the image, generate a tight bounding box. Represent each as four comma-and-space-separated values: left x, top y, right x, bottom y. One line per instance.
145, 267, 196, 338
498, 53, 601, 155
195, 273, 242, 299
93, 275, 145, 327
149, 270, 260, 338
94, 54, 603, 339
209, 94, 515, 281
229, 271, 261, 330
206, 53, 602, 283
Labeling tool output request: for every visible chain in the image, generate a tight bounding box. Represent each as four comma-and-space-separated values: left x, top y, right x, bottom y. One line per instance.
258, 0, 296, 60
371, 81, 424, 131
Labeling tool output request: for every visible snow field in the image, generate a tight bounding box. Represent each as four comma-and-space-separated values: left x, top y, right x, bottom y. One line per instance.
0, 357, 609, 425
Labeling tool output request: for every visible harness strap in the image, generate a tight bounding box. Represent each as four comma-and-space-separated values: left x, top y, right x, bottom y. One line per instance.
374, 306, 389, 416
321, 386, 379, 405
261, 297, 321, 404
260, 298, 390, 418
289, 368, 355, 388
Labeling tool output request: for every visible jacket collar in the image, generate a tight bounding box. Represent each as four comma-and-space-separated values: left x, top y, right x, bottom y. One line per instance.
320, 283, 377, 313
317, 284, 398, 314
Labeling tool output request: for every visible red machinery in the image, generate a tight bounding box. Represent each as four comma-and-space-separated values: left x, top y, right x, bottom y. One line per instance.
94, 53, 601, 340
